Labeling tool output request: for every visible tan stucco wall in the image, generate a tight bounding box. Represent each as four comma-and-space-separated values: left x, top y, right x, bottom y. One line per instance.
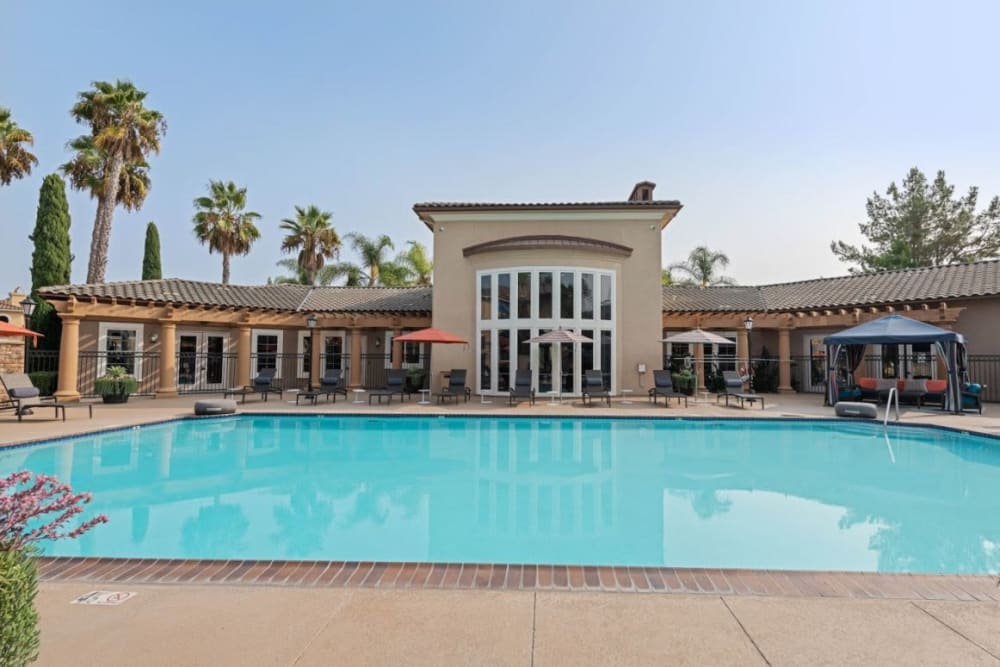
952, 298, 1000, 355
428, 212, 670, 393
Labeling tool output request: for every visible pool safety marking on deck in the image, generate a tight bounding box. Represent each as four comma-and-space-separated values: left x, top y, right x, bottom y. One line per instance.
71, 591, 136, 606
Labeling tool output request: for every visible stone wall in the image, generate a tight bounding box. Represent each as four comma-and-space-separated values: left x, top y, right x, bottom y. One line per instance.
0, 339, 25, 401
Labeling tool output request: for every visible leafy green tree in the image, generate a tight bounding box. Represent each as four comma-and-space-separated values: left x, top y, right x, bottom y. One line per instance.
141, 222, 162, 280
346, 233, 394, 285
669, 247, 736, 286
29, 175, 72, 350
661, 268, 673, 286
832, 168, 1000, 273
279, 205, 341, 285
192, 181, 261, 284
0, 107, 38, 185
272, 258, 309, 285
62, 80, 165, 283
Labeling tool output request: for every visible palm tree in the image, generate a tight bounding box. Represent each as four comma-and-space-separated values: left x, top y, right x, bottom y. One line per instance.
396, 241, 433, 285
0, 107, 38, 185
192, 180, 261, 284
63, 80, 166, 283
279, 205, 341, 285
669, 246, 736, 287
346, 233, 394, 285
62, 135, 151, 211
317, 262, 369, 287
273, 258, 309, 285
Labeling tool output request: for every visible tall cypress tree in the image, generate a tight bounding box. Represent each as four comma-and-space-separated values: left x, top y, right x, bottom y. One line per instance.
141, 222, 162, 280
29, 174, 72, 350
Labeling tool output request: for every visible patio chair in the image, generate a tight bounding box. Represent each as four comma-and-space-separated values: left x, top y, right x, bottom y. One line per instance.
509, 369, 536, 406
434, 369, 471, 404
581, 369, 611, 406
319, 368, 348, 402
648, 370, 688, 407
0, 373, 93, 422
369, 368, 407, 404
714, 371, 746, 403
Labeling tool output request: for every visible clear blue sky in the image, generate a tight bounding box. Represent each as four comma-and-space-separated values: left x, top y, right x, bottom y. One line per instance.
3, 0, 999, 292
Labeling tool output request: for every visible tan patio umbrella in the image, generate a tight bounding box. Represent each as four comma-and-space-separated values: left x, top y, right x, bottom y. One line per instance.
660, 328, 733, 345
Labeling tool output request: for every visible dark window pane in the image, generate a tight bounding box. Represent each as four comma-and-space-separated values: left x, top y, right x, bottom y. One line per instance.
561, 338, 574, 392
600, 275, 612, 320
498, 330, 510, 391
560, 272, 574, 319
480, 331, 492, 392
581, 274, 594, 319
539, 272, 553, 318
517, 329, 531, 370
539, 333, 553, 393
518, 272, 531, 319
324, 335, 343, 370
582, 329, 594, 372
601, 331, 612, 389
106, 329, 137, 375
498, 274, 510, 320
256, 334, 278, 372
302, 335, 312, 372
481, 275, 492, 320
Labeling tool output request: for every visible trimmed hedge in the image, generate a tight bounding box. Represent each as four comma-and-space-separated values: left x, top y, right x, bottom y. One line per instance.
0, 548, 40, 667
27, 371, 57, 397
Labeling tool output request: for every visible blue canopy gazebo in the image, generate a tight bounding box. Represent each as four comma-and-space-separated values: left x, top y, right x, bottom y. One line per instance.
822, 314, 967, 414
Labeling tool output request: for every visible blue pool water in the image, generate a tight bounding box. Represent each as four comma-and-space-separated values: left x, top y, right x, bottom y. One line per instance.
2, 416, 999, 574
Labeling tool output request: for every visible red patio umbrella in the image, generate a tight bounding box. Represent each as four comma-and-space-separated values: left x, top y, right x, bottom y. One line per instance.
0, 321, 44, 346
394, 328, 468, 345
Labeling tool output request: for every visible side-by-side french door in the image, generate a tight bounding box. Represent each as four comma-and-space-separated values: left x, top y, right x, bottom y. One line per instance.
177, 331, 230, 391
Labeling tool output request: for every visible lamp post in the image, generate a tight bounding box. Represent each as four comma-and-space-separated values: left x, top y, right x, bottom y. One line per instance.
743, 316, 754, 392
306, 313, 317, 391
21, 296, 37, 373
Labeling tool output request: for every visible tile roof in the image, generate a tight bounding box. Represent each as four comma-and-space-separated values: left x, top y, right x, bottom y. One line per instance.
38, 279, 432, 314
663, 260, 1000, 313
0, 299, 20, 312
413, 200, 682, 212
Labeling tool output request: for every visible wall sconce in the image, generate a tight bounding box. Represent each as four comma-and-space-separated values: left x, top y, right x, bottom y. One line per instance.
150, 333, 160, 343
374, 337, 382, 348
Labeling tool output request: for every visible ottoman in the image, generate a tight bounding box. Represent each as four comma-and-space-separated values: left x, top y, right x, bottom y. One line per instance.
194, 399, 238, 416
834, 401, 878, 419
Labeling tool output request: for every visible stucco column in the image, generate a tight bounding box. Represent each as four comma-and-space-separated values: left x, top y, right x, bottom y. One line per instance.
694, 341, 706, 390
391, 329, 402, 369
778, 328, 794, 393
54, 315, 81, 402
156, 321, 178, 398
350, 328, 363, 387
236, 325, 252, 387
310, 329, 322, 387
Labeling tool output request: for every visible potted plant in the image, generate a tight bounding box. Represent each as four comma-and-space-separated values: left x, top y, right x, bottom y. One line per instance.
94, 366, 138, 404
404, 368, 427, 395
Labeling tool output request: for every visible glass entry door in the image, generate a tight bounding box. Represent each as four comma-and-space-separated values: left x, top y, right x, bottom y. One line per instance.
177, 332, 228, 391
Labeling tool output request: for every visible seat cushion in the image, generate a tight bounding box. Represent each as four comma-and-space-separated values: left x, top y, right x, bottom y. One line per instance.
857, 377, 877, 391
926, 379, 947, 393
901, 379, 927, 393
876, 379, 899, 392
8, 387, 40, 399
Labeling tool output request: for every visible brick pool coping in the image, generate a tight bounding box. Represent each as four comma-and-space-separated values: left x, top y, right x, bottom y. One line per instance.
36, 557, 1000, 601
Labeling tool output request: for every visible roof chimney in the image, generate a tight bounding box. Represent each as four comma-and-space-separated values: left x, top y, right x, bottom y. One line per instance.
628, 181, 656, 202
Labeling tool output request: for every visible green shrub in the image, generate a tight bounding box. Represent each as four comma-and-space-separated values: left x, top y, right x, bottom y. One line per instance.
26, 371, 57, 397
705, 365, 726, 393
94, 366, 138, 396
671, 371, 697, 395
0, 548, 40, 667
751, 347, 779, 393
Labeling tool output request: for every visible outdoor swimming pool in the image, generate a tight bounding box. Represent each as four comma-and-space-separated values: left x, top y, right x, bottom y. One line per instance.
2, 415, 998, 574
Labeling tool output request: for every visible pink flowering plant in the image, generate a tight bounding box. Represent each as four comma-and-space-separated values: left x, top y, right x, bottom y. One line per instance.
0, 471, 108, 551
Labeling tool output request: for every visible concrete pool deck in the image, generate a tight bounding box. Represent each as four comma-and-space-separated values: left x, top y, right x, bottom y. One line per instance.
7, 392, 1000, 665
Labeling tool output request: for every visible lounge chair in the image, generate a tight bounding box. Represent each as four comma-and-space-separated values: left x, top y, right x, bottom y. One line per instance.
715, 370, 747, 402
509, 369, 535, 406
434, 369, 471, 404
319, 368, 348, 402
581, 369, 611, 406
1, 373, 93, 422
369, 368, 407, 404
648, 370, 688, 407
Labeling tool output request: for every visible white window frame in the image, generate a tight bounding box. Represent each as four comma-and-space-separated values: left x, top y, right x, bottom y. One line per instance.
252, 329, 284, 379
97, 322, 145, 379
176, 329, 230, 388
476, 266, 617, 396
383, 330, 424, 369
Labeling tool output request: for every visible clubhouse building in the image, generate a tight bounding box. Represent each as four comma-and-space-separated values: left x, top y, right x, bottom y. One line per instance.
20, 181, 1000, 404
